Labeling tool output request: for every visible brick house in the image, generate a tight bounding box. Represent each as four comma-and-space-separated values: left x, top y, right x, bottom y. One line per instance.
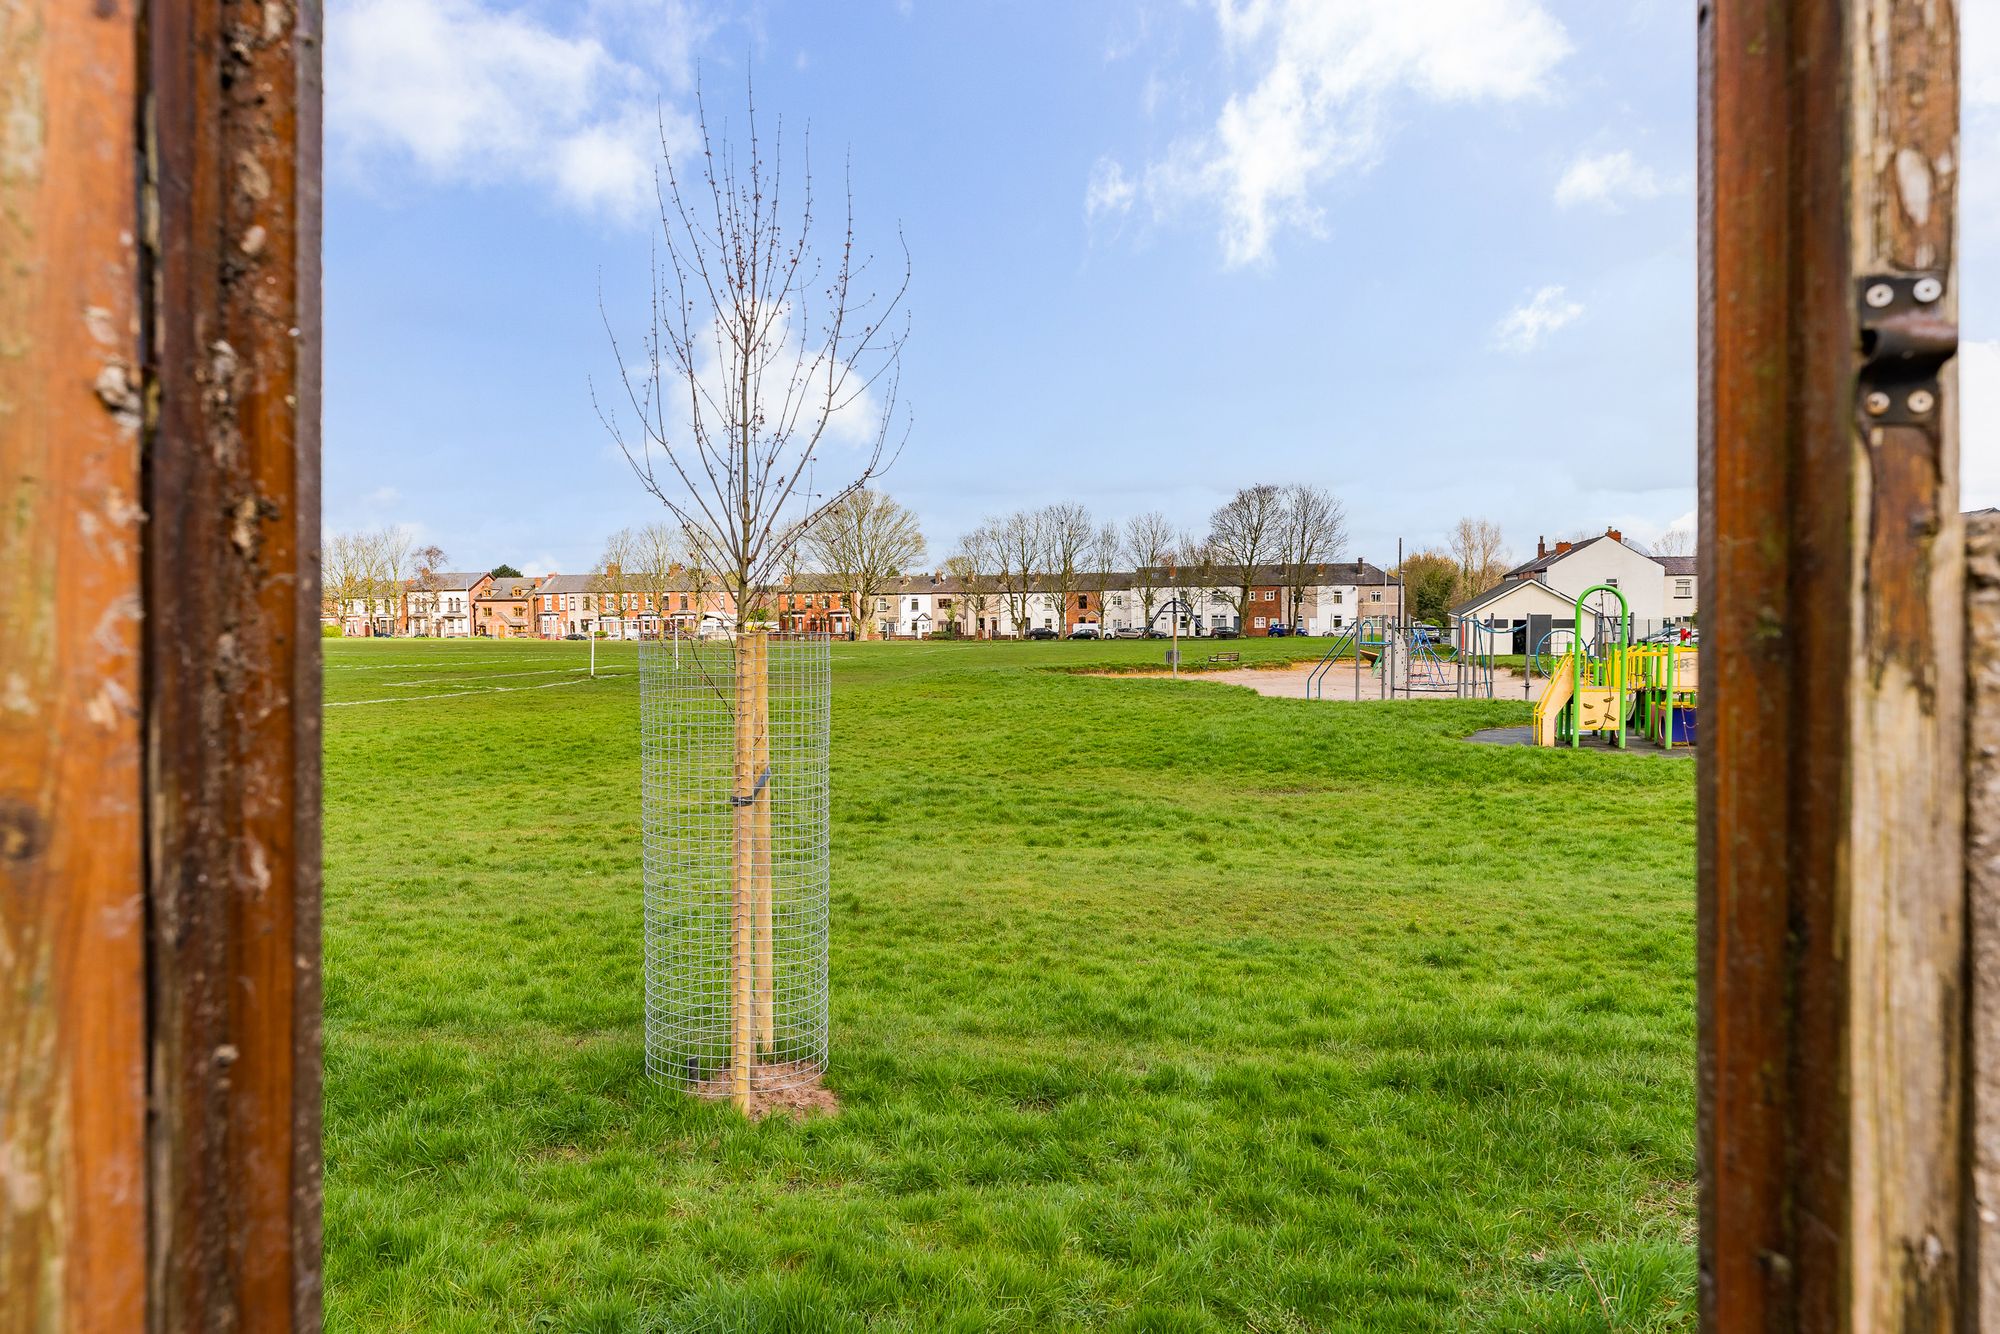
473, 576, 539, 639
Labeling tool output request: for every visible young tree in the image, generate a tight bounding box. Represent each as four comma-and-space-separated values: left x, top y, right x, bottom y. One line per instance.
1447, 517, 1511, 602
1275, 484, 1348, 631
1123, 510, 1174, 630
596, 86, 909, 1109
1039, 502, 1095, 634
1206, 484, 1283, 632
800, 489, 925, 641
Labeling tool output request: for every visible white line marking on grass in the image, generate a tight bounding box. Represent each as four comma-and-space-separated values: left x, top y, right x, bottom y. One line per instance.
380, 667, 595, 687
328, 674, 626, 707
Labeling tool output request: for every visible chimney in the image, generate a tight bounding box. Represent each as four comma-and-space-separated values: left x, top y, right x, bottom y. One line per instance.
1606, 526, 1622, 543
1555, 540, 1573, 555
1536, 535, 1547, 559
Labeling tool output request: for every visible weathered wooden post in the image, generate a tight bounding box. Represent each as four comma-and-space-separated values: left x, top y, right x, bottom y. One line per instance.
1699, 0, 1965, 1327
0, 0, 323, 1328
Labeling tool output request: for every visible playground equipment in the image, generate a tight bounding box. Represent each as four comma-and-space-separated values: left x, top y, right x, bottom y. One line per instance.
1305, 614, 1501, 701
1531, 584, 1699, 750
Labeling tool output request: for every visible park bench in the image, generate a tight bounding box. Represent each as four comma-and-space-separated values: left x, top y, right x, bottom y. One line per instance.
1209, 652, 1240, 664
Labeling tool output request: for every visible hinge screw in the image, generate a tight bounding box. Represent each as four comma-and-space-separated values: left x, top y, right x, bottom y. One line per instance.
1913, 277, 1944, 304
1864, 283, 1896, 308
1864, 390, 1892, 416
1908, 389, 1936, 415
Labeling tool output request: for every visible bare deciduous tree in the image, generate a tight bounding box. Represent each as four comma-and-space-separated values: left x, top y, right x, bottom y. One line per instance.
368, 525, 413, 635
1651, 527, 1695, 558
594, 528, 643, 638
1207, 484, 1283, 631
1040, 502, 1096, 635
596, 87, 910, 630
941, 551, 990, 637
1275, 484, 1348, 631
1085, 522, 1122, 632
1123, 510, 1174, 630
411, 543, 448, 637
1168, 530, 1217, 635
801, 488, 924, 641
989, 510, 1047, 638
1447, 517, 1510, 603
322, 531, 370, 624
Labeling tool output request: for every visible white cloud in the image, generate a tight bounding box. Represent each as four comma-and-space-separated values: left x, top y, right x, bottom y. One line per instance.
1962, 339, 2000, 510
1494, 285, 1583, 352
328, 0, 701, 219
364, 485, 401, 508
1127, 0, 1569, 266
1554, 149, 1667, 210
1085, 158, 1137, 220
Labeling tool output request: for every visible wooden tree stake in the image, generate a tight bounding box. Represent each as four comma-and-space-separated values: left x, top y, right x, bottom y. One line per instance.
754, 632, 775, 1052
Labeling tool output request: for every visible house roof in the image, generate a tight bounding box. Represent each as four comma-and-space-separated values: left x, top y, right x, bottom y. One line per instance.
414, 571, 490, 592
477, 577, 541, 600
1451, 577, 1570, 618
1652, 555, 1698, 576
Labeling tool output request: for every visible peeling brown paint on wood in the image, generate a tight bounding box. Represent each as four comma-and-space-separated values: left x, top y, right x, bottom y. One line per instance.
145, 0, 323, 1328
0, 3, 149, 1332
1701, 0, 1966, 1328
2, 1, 322, 1328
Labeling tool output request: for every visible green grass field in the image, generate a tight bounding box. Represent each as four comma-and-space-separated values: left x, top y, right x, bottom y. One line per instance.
323, 636, 1696, 1332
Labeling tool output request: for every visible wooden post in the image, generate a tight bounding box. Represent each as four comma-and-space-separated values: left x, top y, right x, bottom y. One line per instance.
1699, 0, 1963, 1327
731, 628, 760, 1110
1968, 511, 2000, 1327
0, 1, 322, 1328
753, 631, 775, 1053
0, 6, 150, 1328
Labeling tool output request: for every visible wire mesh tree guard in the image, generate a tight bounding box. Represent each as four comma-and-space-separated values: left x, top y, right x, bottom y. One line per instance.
641, 630, 830, 1107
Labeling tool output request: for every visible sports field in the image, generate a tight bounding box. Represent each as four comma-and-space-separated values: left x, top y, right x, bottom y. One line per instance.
323, 637, 1696, 1331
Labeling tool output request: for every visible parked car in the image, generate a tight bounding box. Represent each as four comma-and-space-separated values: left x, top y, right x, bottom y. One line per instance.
1026, 627, 1059, 640
1068, 626, 1100, 640
1113, 627, 1147, 639
564, 633, 586, 640
1210, 626, 1240, 639
1145, 628, 1171, 639
1266, 623, 1294, 637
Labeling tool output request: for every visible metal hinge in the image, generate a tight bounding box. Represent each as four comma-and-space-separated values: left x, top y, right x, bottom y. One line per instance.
1856, 273, 1956, 430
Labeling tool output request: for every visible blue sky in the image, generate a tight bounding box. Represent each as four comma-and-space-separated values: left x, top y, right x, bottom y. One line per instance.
326, 0, 2000, 576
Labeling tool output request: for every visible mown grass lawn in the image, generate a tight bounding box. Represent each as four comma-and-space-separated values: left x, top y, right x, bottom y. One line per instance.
323, 636, 1695, 1332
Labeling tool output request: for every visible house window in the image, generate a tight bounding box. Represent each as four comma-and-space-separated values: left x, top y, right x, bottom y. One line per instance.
1332, 590, 1344, 604
1079, 595, 1089, 609
1675, 579, 1692, 597
1606, 578, 1619, 588
1369, 592, 1382, 602
1253, 616, 1267, 629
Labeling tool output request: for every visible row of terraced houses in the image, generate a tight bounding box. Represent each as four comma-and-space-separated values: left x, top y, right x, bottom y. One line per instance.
330, 560, 1408, 640
330, 529, 1700, 644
